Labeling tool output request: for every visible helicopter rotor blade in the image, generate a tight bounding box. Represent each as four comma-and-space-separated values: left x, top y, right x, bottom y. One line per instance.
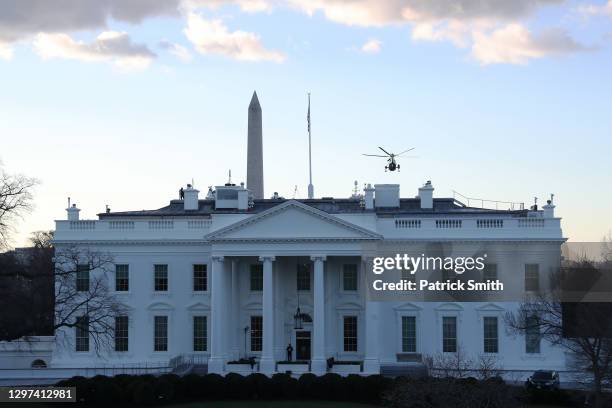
378, 146, 393, 156
395, 147, 416, 156
363, 154, 389, 158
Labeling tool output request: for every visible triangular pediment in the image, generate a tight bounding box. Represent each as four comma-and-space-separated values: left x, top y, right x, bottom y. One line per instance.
205, 200, 381, 242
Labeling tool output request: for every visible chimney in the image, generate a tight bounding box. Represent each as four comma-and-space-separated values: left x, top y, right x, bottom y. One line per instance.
184, 185, 199, 210
364, 184, 374, 210
247, 91, 264, 199
418, 180, 434, 209
374, 184, 400, 208
543, 194, 555, 218
238, 183, 249, 210
66, 203, 80, 221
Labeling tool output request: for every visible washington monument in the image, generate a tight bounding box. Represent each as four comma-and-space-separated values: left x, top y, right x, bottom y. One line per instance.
247, 91, 264, 199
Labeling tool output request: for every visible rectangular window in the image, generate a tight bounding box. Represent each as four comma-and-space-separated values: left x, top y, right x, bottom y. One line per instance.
343, 316, 358, 352
154, 315, 168, 352
483, 316, 499, 353
483, 264, 498, 282
115, 315, 129, 352
525, 264, 539, 292
75, 315, 89, 352
193, 264, 208, 292
296, 263, 310, 291
525, 315, 541, 354
250, 316, 263, 352
154, 264, 168, 292
76, 264, 90, 292
115, 264, 129, 292
193, 316, 207, 352
401, 316, 417, 353
250, 264, 263, 292
442, 316, 457, 353
343, 264, 358, 291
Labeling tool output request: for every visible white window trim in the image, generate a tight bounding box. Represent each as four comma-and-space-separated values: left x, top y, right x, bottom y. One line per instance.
435, 305, 463, 354
247, 313, 263, 355
396, 313, 420, 354
152, 263, 170, 294
191, 263, 210, 294
113, 263, 131, 294
190, 313, 210, 354
148, 310, 173, 355
336, 308, 363, 358
340, 263, 359, 293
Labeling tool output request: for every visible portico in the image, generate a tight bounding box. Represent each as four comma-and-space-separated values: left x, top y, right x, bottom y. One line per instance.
204, 200, 382, 375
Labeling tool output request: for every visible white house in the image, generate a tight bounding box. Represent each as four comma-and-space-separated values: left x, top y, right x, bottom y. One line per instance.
44, 93, 567, 379
49, 179, 566, 378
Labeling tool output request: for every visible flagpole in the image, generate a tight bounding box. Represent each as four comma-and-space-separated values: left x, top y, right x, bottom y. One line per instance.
307, 92, 314, 199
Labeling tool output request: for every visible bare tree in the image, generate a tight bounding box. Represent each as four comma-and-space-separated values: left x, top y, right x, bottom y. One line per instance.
505, 258, 612, 408
0, 164, 38, 250
54, 245, 128, 354
475, 353, 503, 380
427, 345, 474, 378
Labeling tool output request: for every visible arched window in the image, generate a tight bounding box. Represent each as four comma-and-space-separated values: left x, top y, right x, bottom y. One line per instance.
31, 359, 47, 368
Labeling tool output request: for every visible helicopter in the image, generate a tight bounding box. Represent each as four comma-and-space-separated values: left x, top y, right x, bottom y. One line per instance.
363, 146, 416, 172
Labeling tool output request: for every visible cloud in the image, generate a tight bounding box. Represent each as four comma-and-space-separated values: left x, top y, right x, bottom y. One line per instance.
159, 40, 193, 62
0, 0, 180, 43
285, 0, 587, 65
0, 42, 13, 60
579, 1, 612, 18
33, 31, 156, 70
361, 39, 382, 53
185, 0, 274, 12
471, 23, 587, 65
287, 0, 564, 27
183, 12, 285, 62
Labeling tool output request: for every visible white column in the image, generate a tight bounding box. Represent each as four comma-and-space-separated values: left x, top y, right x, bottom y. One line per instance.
209, 255, 226, 374
259, 256, 276, 374
231, 259, 240, 360
362, 257, 380, 374
311, 255, 327, 374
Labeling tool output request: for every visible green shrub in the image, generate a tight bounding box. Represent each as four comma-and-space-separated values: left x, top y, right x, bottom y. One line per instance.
202, 373, 226, 400
298, 373, 317, 399
225, 373, 252, 399
182, 373, 205, 399
132, 381, 156, 406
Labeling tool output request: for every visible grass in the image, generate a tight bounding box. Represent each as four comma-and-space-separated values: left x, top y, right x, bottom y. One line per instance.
166, 402, 380, 408
0, 401, 572, 408
0, 402, 380, 408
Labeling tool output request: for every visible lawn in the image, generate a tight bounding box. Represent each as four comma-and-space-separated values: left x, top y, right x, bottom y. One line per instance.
0, 402, 380, 408
169, 402, 379, 408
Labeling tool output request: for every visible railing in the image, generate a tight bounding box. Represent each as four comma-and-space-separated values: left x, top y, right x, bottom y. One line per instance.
148, 220, 174, 230
109, 221, 135, 230
477, 219, 504, 228
436, 219, 462, 229
453, 191, 524, 211
69, 221, 96, 230
395, 219, 421, 229
518, 218, 545, 228
188, 220, 212, 229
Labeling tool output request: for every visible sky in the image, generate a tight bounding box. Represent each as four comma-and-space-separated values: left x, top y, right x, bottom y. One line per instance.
1, 0, 611, 247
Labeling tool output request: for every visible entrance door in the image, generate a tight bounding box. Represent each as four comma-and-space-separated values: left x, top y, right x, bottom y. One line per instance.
295, 331, 311, 361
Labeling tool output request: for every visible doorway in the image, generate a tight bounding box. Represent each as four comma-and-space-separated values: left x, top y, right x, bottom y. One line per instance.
295, 331, 311, 360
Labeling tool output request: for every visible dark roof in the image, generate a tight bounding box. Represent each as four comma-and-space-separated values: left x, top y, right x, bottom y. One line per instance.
98, 198, 528, 219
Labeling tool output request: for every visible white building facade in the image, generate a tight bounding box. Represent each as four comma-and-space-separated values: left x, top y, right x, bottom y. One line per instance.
50, 181, 567, 377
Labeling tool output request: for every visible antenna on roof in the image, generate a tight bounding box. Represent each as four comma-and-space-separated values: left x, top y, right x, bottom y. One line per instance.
307, 92, 314, 199
293, 185, 299, 199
